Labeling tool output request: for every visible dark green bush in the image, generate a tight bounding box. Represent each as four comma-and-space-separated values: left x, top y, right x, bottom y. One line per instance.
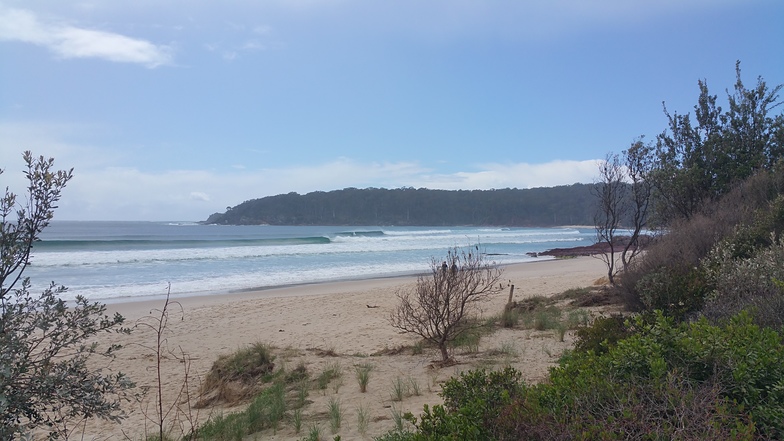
574, 314, 631, 355
389, 311, 783, 440
634, 266, 709, 320
541, 311, 784, 439
398, 367, 525, 441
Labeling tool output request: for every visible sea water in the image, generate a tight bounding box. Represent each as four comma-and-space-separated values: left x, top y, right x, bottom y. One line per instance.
26, 221, 597, 302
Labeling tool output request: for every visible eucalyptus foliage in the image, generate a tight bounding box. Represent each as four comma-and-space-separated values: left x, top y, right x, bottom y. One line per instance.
0, 152, 133, 439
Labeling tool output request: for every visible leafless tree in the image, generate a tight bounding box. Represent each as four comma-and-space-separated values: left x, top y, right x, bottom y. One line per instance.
594, 140, 654, 284
593, 152, 627, 285
621, 138, 654, 270
389, 247, 502, 362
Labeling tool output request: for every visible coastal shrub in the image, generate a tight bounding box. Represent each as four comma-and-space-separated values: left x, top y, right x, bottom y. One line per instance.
634, 265, 709, 320
389, 311, 783, 440
540, 311, 784, 439
574, 314, 631, 355
0, 153, 133, 439
617, 166, 784, 315
430, 367, 525, 440
701, 234, 784, 327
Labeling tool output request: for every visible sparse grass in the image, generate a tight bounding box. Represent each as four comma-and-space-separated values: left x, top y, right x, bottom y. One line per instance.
567, 309, 591, 328
427, 370, 439, 393
391, 377, 406, 401
534, 307, 562, 331
498, 341, 518, 357
355, 363, 373, 393
296, 379, 309, 408
316, 361, 342, 391
411, 340, 424, 355
357, 404, 370, 435
328, 397, 343, 434
552, 286, 593, 301
391, 404, 404, 432
390, 376, 422, 401
408, 377, 421, 396
197, 381, 286, 439
501, 308, 520, 328
519, 294, 550, 310
292, 408, 303, 434
306, 424, 322, 441
451, 327, 482, 353
332, 375, 344, 393
555, 322, 568, 342
285, 361, 309, 384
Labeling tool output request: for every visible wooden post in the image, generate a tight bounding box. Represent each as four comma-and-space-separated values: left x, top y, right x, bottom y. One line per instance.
506, 285, 515, 305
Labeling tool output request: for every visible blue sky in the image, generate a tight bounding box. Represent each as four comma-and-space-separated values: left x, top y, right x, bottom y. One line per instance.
1, 1, 782, 221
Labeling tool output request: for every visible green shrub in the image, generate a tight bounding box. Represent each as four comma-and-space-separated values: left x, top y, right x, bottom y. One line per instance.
635, 266, 709, 319
423, 367, 525, 440
396, 311, 784, 440
574, 314, 631, 355
701, 232, 784, 327
544, 311, 784, 439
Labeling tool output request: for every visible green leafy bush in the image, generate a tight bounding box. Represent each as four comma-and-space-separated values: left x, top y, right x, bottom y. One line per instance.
401, 367, 524, 441
574, 314, 631, 355
701, 234, 784, 328
635, 266, 709, 319
387, 311, 784, 440
539, 311, 784, 439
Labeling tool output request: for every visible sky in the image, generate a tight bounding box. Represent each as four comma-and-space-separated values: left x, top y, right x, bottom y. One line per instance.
1, 1, 782, 221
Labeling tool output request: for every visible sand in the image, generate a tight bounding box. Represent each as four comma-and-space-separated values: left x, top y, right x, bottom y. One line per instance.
78, 256, 612, 440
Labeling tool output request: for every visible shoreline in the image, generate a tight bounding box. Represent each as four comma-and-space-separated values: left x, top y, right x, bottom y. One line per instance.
104, 256, 593, 321
96, 256, 557, 307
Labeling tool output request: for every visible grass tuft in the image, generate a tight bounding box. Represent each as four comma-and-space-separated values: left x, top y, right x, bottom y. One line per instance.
328, 396, 343, 434
355, 363, 373, 393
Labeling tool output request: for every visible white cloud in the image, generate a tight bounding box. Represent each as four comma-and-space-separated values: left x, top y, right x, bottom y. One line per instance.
0, 6, 172, 67
1, 123, 600, 221
189, 191, 211, 202
406, 160, 599, 190
42, 158, 599, 221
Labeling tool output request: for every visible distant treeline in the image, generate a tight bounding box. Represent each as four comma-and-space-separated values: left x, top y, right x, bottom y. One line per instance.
204, 184, 605, 226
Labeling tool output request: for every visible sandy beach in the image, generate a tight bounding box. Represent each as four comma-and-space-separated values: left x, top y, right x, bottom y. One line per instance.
81, 256, 612, 440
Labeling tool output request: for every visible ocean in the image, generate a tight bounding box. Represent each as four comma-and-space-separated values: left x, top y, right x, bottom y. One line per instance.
28, 221, 597, 303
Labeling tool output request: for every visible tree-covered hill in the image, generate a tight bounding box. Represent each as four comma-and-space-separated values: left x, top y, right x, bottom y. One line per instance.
204, 184, 601, 226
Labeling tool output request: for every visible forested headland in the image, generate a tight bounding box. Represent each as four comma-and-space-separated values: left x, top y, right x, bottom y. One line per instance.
204, 184, 601, 226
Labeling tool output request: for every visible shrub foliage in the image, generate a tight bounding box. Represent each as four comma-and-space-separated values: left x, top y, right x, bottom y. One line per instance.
0, 152, 133, 439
